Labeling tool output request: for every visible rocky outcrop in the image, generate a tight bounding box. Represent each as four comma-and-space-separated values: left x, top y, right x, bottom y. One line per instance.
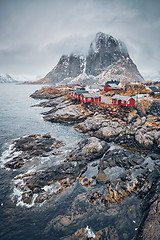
101, 148, 145, 170
43, 104, 93, 123
65, 137, 109, 162
45, 159, 157, 240
4, 134, 64, 169
135, 162, 160, 240
75, 112, 160, 152
13, 161, 87, 205
30, 88, 65, 99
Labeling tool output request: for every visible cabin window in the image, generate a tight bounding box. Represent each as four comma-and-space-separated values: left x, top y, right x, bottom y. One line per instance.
88, 97, 91, 100
121, 100, 124, 103
127, 101, 130, 104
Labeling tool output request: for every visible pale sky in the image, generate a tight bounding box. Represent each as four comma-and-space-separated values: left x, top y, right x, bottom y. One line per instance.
0, 0, 160, 81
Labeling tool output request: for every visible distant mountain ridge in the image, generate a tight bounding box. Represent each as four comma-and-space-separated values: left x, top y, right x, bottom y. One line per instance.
36, 32, 144, 85
0, 74, 17, 83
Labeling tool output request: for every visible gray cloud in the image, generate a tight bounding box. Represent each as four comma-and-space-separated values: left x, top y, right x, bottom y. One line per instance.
0, 0, 160, 80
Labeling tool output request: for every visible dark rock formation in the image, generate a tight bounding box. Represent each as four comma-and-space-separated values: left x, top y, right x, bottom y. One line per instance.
13, 161, 87, 205
135, 162, 160, 240
65, 137, 109, 162
4, 134, 64, 169
43, 104, 93, 124
86, 32, 129, 76
75, 112, 160, 152
146, 101, 160, 117
101, 148, 145, 170
38, 54, 85, 84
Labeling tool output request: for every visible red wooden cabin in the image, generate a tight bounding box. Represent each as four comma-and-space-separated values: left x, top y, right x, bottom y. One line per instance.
112, 94, 135, 106
81, 93, 101, 103
104, 83, 120, 92
70, 90, 88, 100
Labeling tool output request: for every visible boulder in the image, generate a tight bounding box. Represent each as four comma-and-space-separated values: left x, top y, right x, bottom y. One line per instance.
96, 171, 110, 184
4, 134, 64, 169
13, 161, 87, 206
127, 110, 139, 123
65, 137, 109, 162
43, 104, 93, 123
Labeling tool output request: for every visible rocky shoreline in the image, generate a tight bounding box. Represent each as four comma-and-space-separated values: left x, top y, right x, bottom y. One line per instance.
1, 88, 159, 239
31, 88, 160, 152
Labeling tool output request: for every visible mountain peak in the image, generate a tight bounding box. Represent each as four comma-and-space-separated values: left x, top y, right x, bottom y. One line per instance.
37, 32, 143, 85
90, 32, 129, 57
0, 73, 17, 83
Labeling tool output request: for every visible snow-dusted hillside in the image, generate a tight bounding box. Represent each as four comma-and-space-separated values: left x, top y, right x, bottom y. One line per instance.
58, 72, 96, 85
96, 58, 144, 84
35, 32, 144, 85
0, 74, 17, 83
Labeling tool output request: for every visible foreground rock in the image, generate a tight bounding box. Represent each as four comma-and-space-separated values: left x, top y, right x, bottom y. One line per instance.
45, 158, 160, 240
3, 134, 64, 169
101, 148, 145, 170
134, 162, 160, 240
75, 113, 160, 152
43, 104, 93, 123
12, 161, 87, 206
65, 137, 109, 162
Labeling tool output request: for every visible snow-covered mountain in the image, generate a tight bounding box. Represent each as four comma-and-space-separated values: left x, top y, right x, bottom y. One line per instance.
36, 32, 144, 85
96, 58, 144, 84
58, 72, 96, 86
37, 54, 86, 84
0, 74, 17, 83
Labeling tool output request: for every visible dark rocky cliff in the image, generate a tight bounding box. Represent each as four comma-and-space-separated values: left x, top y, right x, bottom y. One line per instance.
37, 32, 143, 84
86, 32, 129, 76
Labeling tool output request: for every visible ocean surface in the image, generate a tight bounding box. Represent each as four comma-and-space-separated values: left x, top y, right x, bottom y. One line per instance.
0, 84, 86, 240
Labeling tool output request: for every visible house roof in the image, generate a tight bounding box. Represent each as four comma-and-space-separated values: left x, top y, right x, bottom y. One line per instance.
83, 93, 101, 98
74, 90, 89, 95
112, 94, 134, 101
108, 83, 119, 88
105, 80, 120, 86
149, 86, 159, 92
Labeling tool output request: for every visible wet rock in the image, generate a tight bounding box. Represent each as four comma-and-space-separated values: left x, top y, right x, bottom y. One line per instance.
4, 134, 64, 169
101, 148, 145, 170
43, 104, 93, 123
149, 153, 160, 160
21, 191, 33, 205
127, 110, 139, 123
65, 137, 109, 162
96, 171, 110, 184
65, 226, 119, 240
13, 161, 87, 206
135, 164, 160, 240
79, 176, 96, 187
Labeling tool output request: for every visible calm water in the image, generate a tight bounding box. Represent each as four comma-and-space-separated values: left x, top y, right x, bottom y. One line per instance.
0, 84, 86, 240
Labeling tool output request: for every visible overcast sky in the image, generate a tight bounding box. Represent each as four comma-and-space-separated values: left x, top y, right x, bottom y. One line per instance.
0, 0, 160, 80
